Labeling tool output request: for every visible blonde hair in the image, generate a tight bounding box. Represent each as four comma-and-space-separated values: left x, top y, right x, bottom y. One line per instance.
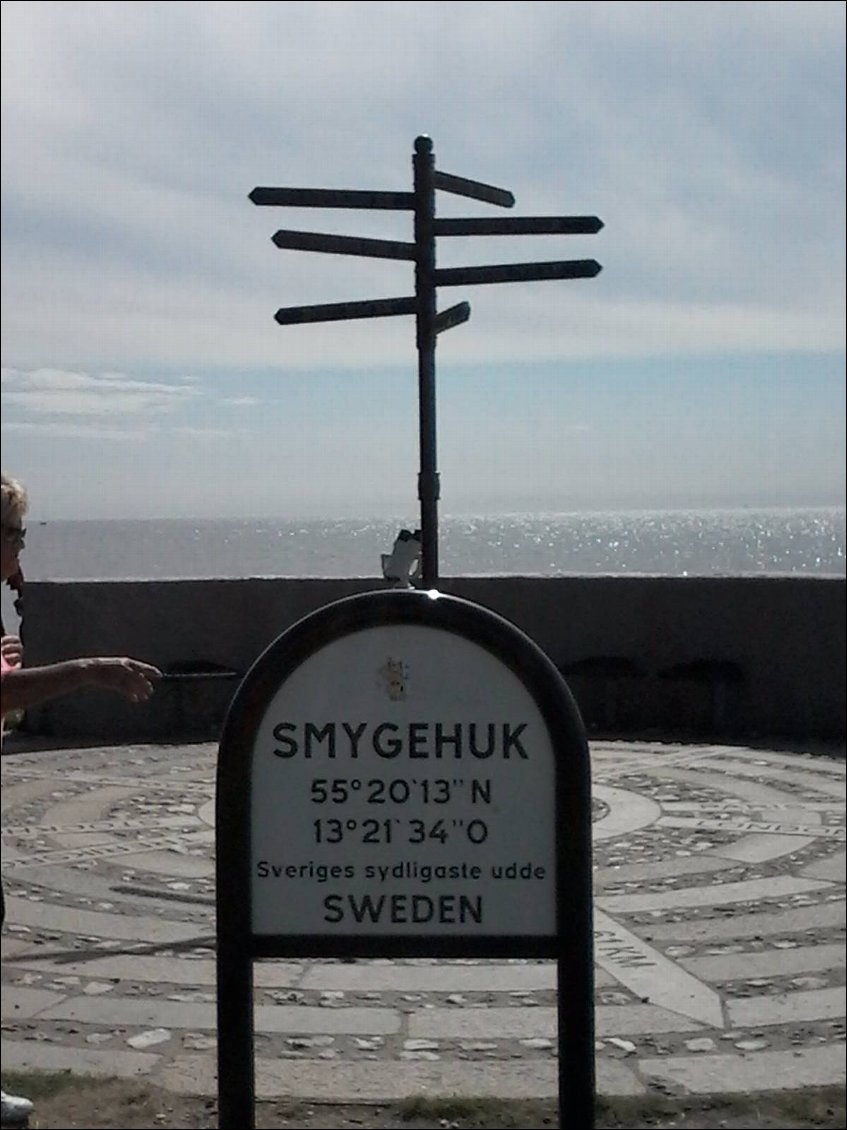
1, 473, 29, 526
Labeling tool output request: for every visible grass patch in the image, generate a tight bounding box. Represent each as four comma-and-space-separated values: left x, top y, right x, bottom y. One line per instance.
2, 1071, 844, 1129
397, 1088, 847, 1128
1, 1070, 91, 1102
396, 1095, 538, 1126
0, 1073, 173, 1127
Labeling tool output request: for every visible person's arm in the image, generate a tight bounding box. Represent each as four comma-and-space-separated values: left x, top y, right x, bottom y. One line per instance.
1, 657, 161, 713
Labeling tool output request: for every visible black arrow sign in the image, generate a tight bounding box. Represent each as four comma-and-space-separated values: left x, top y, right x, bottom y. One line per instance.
433, 170, 515, 208
272, 229, 416, 260
434, 302, 472, 334
434, 216, 603, 236
274, 296, 417, 325
435, 260, 602, 287
250, 187, 414, 210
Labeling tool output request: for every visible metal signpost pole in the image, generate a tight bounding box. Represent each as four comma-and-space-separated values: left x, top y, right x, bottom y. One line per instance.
413, 136, 439, 587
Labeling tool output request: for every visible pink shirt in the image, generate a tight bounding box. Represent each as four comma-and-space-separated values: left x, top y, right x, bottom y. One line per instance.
1, 648, 18, 738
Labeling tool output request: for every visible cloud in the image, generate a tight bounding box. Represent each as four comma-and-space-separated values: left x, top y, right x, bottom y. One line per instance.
0, 420, 150, 442
170, 425, 231, 438
0, 367, 200, 418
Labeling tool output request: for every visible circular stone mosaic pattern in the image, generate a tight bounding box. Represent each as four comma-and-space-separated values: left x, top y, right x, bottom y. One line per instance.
1, 740, 844, 1102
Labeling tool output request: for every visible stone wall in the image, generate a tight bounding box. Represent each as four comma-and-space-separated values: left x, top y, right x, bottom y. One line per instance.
18, 575, 845, 745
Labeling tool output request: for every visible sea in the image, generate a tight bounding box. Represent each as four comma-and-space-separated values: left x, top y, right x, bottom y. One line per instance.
13, 507, 846, 582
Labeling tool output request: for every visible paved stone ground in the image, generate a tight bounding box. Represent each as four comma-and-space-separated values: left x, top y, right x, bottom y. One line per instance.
1, 739, 844, 1103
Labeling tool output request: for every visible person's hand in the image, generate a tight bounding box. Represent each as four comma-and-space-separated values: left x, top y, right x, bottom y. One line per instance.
86, 658, 162, 702
1, 634, 23, 669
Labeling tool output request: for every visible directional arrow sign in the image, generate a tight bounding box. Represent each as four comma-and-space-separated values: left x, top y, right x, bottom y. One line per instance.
272, 229, 416, 260
434, 301, 471, 334
433, 170, 515, 208
274, 296, 417, 325
435, 260, 602, 287
434, 216, 604, 237
250, 187, 414, 210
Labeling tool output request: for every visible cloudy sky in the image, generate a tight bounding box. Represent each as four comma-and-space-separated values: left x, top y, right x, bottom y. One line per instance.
1, 0, 844, 519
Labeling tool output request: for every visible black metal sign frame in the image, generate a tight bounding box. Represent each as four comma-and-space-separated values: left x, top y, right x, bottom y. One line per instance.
216, 589, 594, 1129
250, 135, 602, 587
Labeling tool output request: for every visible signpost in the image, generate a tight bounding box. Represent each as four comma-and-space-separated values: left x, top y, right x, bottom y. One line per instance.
217, 590, 594, 1128
217, 138, 602, 1129
248, 134, 602, 586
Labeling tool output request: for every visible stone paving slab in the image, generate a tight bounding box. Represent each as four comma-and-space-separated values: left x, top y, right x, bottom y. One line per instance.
636, 900, 846, 943
297, 961, 558, 993
6, 895, 208, 943
638, 1045, 847, 1095
160, 1052, 648, 1100
1, 985, 68, 1018
2, 738, 844, 1103
708, 833, 818, 862
33, 995, 402, 1036
0, 1037, 160, 1078
597, 876, 833, 913
726, 987, 847, 1028
10, 954, 304, 988
679, 941, 845, 981
802, 850, 847, 882
409, 1003, 709, 1041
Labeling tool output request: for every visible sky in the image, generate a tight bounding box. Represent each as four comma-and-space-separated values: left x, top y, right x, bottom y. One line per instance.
1, 0, 844, 520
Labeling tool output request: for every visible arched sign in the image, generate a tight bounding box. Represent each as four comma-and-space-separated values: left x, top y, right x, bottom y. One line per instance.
216, 589, 594, 1128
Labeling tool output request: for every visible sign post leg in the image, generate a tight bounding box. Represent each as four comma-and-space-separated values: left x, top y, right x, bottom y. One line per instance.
557, 953, 596, 1128
556, 776, 596, 1130
217, 940, 256, 1127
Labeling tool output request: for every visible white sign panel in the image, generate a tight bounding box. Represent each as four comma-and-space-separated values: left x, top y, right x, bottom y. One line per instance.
250, 623, 557, 936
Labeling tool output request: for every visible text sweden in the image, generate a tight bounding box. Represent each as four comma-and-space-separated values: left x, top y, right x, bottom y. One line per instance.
255, 858, 549, 925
